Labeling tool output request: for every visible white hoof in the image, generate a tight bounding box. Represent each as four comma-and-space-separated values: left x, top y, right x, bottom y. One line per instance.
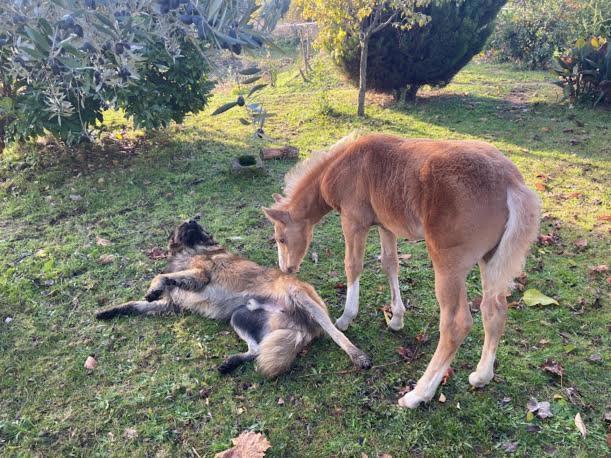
388, 315, 404, 331
398, 391, 427, 409
468, 370, 493, 388
335, 316, 352, 331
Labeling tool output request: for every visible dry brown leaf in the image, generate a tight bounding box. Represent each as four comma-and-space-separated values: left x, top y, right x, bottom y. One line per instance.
146, 247, 166, 260
398, 253, 412, 262
415, 331, 429, 344
574, 413, 587, 437
534, 182, 547, 192
84, 355, 97, 370
123, 427, 138, 440
441, 367, 455, 385
96, 236, 112, 246
99, 254, 115, 265
378, 454, 393, 458
573, 238, 588, 249
589, 264, 608, 274
215, 431, 271, 458
596, 214, 611, 222
396, 346, 416, 361
541, 358, 564, 377
438, 392, 446, 403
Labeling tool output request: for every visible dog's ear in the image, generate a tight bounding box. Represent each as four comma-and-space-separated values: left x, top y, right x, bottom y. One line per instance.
262, 207, 290, 224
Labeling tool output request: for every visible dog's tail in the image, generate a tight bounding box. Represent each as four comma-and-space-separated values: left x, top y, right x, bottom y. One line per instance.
483, 184, 541, 297
256, 329, 309, 378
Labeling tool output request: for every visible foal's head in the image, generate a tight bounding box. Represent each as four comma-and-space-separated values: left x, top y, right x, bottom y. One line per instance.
263, 194, 313, 274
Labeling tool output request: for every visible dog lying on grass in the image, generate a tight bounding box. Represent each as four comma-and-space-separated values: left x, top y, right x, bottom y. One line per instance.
96, 218, 371, 377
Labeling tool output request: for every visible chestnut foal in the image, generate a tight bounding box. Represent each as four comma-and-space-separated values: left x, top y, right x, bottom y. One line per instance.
263, 133, 540, 408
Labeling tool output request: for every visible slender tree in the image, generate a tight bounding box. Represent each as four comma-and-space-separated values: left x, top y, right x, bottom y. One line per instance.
298, 0, 429, 116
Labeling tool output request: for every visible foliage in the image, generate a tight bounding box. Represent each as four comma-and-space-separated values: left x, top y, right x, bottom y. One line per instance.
211, 66, 272, 139
552, 37, 611, 106
333, 0, 507, 100
0, 0, 288, 151
487, 0, 611, 69
1, 56, 610, 456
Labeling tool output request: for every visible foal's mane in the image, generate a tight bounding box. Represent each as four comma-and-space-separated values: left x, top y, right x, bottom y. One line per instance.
283, 131, 362, 198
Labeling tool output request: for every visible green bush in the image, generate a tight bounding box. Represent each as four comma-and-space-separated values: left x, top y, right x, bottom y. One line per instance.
486, 0, 611, 69
0, 0, 286, 152
335, 0, 507, 101
552, 37, 611, 106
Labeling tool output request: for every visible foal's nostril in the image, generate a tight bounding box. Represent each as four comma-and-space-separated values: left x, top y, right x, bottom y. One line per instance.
286, 267, 295, 274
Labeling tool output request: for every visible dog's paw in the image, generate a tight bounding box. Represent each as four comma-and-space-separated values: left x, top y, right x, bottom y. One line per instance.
218, 359, 241, 375
144, 288, 163, 302
95, 308, 116, 320
398, 390, 428, 409
350, 350, 372, 370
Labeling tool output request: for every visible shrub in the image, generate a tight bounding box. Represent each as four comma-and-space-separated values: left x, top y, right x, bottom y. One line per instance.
334, 0, 507, 101
552, 37, 611, 106
487, 0, 611, 69
0, 0, 286, 152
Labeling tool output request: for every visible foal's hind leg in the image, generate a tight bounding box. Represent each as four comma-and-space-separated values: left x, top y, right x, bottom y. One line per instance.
399, 267, 473, 408
378, 227, 406, 331
469, 261, 509, 388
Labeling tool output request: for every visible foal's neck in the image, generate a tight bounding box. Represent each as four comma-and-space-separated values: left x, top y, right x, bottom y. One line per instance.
289, 173, 331, 224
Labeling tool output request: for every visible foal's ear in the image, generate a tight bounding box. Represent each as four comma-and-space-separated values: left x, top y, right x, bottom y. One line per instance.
262, 207, 290, 224
272, 193, 284, 203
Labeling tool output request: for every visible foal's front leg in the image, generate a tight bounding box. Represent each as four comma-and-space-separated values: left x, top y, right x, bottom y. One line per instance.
145, 269, 210, 302
335, 219, 368, 331
378, 227, 406, 331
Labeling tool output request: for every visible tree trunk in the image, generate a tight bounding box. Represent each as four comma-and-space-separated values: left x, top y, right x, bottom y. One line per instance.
404, 84, 420, 103
357, 37, 369, 117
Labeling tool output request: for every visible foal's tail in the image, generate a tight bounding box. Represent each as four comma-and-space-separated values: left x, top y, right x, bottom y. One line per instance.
483, 185, 541, 297
256, 329, 309, 378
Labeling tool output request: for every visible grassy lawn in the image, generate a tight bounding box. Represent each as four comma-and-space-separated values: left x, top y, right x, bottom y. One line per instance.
1, 52, 609, 456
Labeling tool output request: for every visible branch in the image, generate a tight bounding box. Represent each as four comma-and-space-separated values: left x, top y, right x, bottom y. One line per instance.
371, 10, 398, 34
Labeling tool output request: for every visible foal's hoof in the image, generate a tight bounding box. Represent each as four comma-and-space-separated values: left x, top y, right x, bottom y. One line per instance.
335, 316, 352, 331
468, 370, 493, 388
351, 350, 372, 370
398, 391, 427, 409
388, 316, 404, 331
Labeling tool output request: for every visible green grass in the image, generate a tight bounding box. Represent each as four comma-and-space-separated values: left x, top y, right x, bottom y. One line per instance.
1, 54, 610, 457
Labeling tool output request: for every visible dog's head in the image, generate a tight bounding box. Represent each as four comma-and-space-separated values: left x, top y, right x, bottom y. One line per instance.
168, 217, 216, 255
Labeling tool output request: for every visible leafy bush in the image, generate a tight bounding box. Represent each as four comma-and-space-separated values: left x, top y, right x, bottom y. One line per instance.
0, 0, 287, 152
333, 0, 507, 101
552, 37, 611, 106
487, 0, 611, 69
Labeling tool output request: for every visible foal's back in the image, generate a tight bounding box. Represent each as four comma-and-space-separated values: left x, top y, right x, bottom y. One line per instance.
320, 134, 522, 246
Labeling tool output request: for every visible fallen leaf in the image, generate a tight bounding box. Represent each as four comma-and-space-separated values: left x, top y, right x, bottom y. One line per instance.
398, 253, 412, 262
146, 247, 166, 260
215, 431, 271, 458
277, 397, 285, 405
438, 392, 446, 403
378, 454, 393, 458
536, 402, 553, 419
441, 367, 455, 385
564, 387, 582, 405
396, 346, 417, 361
310, 251, 319, 264
573, 238, 588, 249
541, 358, 564, 377
588, 354, 602, 363
589, 264, 608, 274
123, 427, 138, 440
538, 339, 550, 346
501, 441, 518, 453
525, 424, 541, 433
534, 182, 547, 192
522, 289, 558, 306
84, 355, 97, 370
99, 254, 115, 265
96, 236, 112, 246
596, 214, 611, 222
415, 332, 429, 344
69, 194, 83, 201
500, 397, 512, 407
574, 413, 587, 437
381, 304, 393, 326
537, 233, 559, 246
527, 398, 539, 412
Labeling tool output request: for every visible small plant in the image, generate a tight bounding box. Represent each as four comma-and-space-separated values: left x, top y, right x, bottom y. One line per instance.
211, 66, 272, 139
552, 37, 611, 106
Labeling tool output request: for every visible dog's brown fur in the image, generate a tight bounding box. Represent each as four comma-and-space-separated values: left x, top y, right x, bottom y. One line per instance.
263, 133, 540, 406
96, 219, 371, 377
